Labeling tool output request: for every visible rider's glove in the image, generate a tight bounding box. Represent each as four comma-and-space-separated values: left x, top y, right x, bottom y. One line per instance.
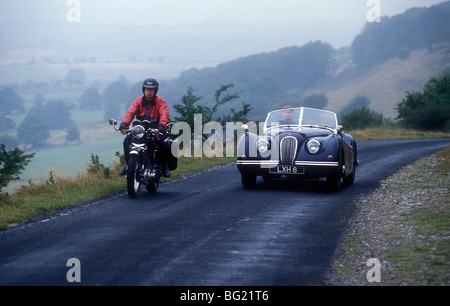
119, 122, 129, 134
157, 124, 166, 134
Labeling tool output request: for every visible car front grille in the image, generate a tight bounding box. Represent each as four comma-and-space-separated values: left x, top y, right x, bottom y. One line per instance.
280, 136, 298, 165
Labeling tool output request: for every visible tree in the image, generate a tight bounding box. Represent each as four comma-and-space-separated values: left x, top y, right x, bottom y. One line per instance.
0, 88, 25, 115
340, 107, 384, 130
66, 125, 80, 143
217, 102, 253, 125
102, 81, 129, 111
339, 95, 371, 119
204, 84, 240, 123
43, 100, 74, 130
173, 84, 250, 131
17, 112, 50, 148
0, 144, 35, 196
395, 76, 450, 130
0, 135, 19, 151
173, 87, 205, 132
79, 87, 102, 110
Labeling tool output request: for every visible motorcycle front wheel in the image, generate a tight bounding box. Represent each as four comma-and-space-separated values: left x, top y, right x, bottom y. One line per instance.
127, 157, 141, 198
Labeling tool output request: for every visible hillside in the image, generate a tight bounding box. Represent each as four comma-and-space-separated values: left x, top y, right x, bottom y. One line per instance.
305, 43, 450, 119
164, 43, 450, 122
162, 1, 450, 122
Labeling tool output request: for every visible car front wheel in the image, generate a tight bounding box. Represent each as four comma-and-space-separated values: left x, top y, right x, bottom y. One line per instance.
241, 173, 257, 189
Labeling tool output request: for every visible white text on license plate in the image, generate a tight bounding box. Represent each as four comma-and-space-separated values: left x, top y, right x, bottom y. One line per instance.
271, 165, 304, 174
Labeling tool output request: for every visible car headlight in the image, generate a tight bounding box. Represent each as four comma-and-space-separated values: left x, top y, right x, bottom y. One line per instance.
256, 139, 270, 154
306, 139, 321, 154
131, 125, 145, 139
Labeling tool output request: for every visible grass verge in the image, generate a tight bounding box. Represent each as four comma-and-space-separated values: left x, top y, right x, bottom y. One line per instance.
0, 154, 234, 231
328, 146, 449, 285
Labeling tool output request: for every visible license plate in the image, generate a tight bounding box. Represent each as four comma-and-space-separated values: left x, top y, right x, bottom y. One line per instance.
270, 165, 304, 174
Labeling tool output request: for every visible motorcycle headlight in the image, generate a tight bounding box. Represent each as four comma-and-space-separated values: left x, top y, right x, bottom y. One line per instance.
256, 139, 270, 154
131, 125, 145, 139
306, 139, 321, 154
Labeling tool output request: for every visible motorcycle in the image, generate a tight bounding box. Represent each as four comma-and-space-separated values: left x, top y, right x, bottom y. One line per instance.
109, 118, 179, 198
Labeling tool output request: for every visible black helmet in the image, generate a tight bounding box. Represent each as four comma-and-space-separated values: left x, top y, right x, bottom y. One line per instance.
142, 78, 159, 94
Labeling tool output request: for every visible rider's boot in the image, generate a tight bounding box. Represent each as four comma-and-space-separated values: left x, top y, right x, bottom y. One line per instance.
163, 164, 170, 178
119, 164, 128, 176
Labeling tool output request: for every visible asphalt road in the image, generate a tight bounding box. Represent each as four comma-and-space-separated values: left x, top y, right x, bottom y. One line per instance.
0, 139, 448, 286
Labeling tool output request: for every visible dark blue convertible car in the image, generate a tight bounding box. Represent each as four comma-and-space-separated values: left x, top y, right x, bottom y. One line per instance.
237, 107, 359, 191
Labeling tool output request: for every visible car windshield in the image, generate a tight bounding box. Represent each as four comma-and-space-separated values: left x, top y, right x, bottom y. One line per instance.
301, 108, 337, 129
264, 107, 337, 132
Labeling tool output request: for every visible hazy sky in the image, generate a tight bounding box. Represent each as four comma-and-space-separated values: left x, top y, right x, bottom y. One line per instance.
0, 0, 447, 77
2, 0, 446, 49
77, 0, 445, 26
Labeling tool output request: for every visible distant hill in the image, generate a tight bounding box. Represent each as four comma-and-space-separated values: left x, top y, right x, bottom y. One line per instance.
305, 44, 450, 119
163, 1, 450, 122
352, 1, 450, 69
163, 41, 335, 119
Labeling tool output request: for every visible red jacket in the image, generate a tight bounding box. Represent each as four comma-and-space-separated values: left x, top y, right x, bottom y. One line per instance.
121, 96, 170, 127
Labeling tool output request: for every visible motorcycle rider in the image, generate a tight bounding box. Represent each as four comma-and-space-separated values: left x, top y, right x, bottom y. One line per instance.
118, 78, 171, 178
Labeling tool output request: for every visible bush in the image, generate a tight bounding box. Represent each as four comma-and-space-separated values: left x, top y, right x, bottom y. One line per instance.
395, 76, 450, 131
340, 107, 384, 130
0, 144, 35, 197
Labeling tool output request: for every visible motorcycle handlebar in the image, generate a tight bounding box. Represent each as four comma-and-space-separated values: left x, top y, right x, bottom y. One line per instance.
117, 127, 179, 138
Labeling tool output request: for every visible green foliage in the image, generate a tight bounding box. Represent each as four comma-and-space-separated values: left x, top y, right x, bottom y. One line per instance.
173, 84, 251, 130
217, 102, 253, 125
0, 144, 35, 196
395, 76, 450, 131
0, 135, 19, 151
340, 107, 384, 130
351, 2, 450, 69
46, 170, 56, 186
204, 84, 240, 123
173, 87, 204, 131
86, 153, 111, 178
339, 95, 371, 119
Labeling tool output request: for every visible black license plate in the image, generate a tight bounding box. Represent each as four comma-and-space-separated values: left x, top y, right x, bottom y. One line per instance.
270, 165, 304, 174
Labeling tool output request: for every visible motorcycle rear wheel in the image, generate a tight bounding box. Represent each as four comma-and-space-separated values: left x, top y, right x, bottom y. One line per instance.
127, 157, 141, 198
